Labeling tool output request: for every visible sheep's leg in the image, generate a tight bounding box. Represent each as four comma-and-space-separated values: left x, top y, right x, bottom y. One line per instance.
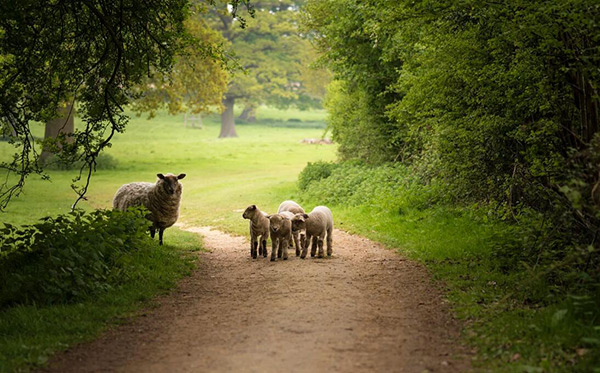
270, 238, 278, 261
317, 236, 324, 258
310, 237, 318, 257
252, 240, 258, 259
277, 238, 283, 258
326, 228, 333, 256
159, 228, 164, 246
261, 239, 268, 257
150, 226, 156, 239
282, 239, 289, 260
293, 232, 301, 256
300, 234, 310, 259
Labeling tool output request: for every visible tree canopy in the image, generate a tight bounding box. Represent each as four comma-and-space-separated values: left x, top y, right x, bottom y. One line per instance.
305, 0, 600, 296
0, 0, 251, 209
210, 0, 327, 137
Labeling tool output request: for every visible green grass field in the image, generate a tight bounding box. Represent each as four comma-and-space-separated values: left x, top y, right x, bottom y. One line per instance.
0, 107, 336, 229
0, 107, 336, 371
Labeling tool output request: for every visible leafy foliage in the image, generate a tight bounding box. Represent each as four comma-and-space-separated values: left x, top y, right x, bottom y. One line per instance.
0, 208, 152, 307
305, 0, 600, 294
209, 0, 327, 134
0, 0, 253, 209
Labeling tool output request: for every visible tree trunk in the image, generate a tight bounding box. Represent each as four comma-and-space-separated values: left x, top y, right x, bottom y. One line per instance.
219, 96, 238, 138
238, 105, 256, 122
41, 102, 75, 162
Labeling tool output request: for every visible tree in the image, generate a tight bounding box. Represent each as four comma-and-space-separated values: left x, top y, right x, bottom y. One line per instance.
130, 15, 229, 119
0, 0, 252, 209
210, 0, 326, 138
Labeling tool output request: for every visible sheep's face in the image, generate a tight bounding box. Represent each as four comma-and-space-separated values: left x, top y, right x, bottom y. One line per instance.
242, 205, 257, 219
291, 213, 308, 232
268, 214, 287, 233
157, 173, 185, 195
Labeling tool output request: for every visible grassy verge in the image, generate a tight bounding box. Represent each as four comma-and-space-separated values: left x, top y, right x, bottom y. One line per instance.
0, 107, 336, 371
296, 162, 600, 372
0, 228, 201, 372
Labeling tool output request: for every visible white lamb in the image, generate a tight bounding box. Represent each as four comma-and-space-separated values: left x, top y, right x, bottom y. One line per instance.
291, 206, 333, 259
277, 200, 306, 256
113, 173, 186, 245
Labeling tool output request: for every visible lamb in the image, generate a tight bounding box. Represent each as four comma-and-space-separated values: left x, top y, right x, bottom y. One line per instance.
267, 213, 293, 261
277, 200, 306, 256
291, 206, 333, 259
113, 173, 186, 245
242, 205, 270, 259
277, 200, 305, 215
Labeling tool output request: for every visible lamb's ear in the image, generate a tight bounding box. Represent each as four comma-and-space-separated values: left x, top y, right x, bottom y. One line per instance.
157, 173, 165, 180
177, 173, 186, 180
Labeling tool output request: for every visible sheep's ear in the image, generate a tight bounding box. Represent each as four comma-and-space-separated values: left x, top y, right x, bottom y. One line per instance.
266, 214, 271, 219
157, 173, 165, 180
303, 213, 309, 219
177, 173, 186, 180
250, 204, 257, 210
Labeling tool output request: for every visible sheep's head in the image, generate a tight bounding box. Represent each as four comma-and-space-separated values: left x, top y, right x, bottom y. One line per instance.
268, 214, 287, 233
157, 173, 186, 195
242, 204, 258, 219
291, 213, 309, 232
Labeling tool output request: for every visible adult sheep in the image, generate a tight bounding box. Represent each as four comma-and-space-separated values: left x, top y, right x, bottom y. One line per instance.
242, 204, 270, 259
277, 200, 305, 256
113, 173, 186, 245
291, 206, 333, 259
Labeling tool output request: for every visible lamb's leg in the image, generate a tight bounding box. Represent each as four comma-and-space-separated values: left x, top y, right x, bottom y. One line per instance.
252, 240, 258, 259
277, 238, 283, 258
294, 232, 301, 256
300, 234, 310, 259
159, 228, 164, 246
271, 238, 278, 261
262, 239, 268, 257
326, 228, 333, 256
282, 239, 288, 260
317, 236, 324, 258
311, 236, 318, 257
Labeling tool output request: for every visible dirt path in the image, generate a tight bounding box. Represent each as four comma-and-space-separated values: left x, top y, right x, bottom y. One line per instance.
44, 227, 470, 372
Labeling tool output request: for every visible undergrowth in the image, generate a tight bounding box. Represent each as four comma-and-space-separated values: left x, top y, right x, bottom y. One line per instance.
297, 161, 600, 371
0, 210, 202, 372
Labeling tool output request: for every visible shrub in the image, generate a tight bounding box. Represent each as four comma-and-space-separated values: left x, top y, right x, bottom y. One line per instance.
0, 208, 152, 307
298, 161, 338, 191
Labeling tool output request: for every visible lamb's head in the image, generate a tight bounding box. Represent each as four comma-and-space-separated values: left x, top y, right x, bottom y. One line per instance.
268, 214, 287, 233
291, 213, 309, 232
242, 204, 258, 219
157, 173, 186, 195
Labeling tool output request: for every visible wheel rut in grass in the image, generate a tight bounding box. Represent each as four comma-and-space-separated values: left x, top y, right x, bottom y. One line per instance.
44, 227, 471, 372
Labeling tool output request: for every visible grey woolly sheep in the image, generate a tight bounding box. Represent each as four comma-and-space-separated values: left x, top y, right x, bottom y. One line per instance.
267, 213, 292, 261
277, 200, 306, 256
242, 205, 270, 259
291, 206, 333, 259
113, 173, 186, 245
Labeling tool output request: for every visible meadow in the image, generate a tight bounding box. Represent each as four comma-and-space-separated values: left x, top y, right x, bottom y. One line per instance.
0, 107, 335, 227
